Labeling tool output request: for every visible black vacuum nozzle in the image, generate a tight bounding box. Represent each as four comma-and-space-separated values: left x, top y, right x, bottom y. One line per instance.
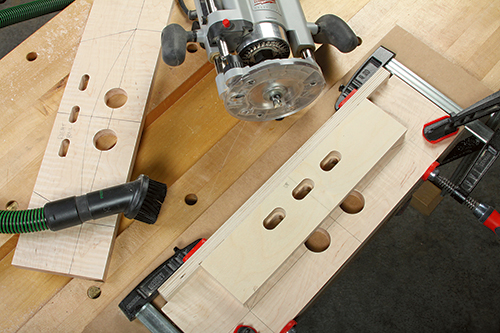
44, 175, 167, 231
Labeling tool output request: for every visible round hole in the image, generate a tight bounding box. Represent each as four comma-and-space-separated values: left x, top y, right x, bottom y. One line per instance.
340, 190, 365, 214
87, 286, 101, 299
104, 88, 128, 108
185, 194, 198, 206
186, 43, 198, 53
93, 129, 117, 151
305, 228, 331, 253
26, 52, 38, 61
5, 200, 19, 211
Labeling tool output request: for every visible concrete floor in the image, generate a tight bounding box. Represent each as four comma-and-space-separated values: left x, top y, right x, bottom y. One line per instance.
2, 2, 500, 332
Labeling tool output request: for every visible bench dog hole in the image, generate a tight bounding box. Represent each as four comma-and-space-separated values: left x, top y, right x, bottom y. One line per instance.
187, 43, 198, 53
26, 52, 38, 61
263, 207, 286, 230
305, 228, 331, 253
5, 201, 18, 211
87, 286, 101, 299
185, 194, 198, 206
340, 189, 365, 214
292, 178, 315, 200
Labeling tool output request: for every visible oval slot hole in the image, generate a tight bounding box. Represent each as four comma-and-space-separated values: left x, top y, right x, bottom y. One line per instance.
69, 106, 80, 123
59, 139, 70, 157
320, 151, 342, 171
340, 190, 365, 214
79, 74, 90, 91
305, 228, 331, 253
263, 208, 286, 230
292, 179, 315, 200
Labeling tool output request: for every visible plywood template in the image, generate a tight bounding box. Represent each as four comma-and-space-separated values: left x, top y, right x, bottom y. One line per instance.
12, 0, 174, 279
158, 68, 398, 302
200, 98, 406, 304
159, 68, 455, 332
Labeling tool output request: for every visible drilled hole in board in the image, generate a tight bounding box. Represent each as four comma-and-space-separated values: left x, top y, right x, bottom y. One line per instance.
292, 179, 315, 200
87, 286, 101, 299
93, 129, 117, 151
5, 200, 18, 211
320, 151, 342, 171
79, 74, 90, 91
69, 106, 80, 123
305, 228, 331, 253
104, 88, 128, 108
263, 207, 286, 230
340, 190, 365, 214
58, 139, 70, 157
185, 194, 198, 206
26, 52, 38, 61
186, 43, 198, 53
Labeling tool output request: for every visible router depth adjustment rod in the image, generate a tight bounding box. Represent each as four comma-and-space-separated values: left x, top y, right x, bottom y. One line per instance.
161, 0, 360, 121
423, 163, 500, 236
0, 175, 167, 234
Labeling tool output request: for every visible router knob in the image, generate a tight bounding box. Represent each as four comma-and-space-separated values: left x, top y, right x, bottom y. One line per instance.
313, 14, 361, 53
161, 23, 196, 66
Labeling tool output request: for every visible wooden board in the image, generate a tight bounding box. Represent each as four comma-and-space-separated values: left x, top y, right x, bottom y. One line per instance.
1, 0, 499, 331
12, 0, 174, 279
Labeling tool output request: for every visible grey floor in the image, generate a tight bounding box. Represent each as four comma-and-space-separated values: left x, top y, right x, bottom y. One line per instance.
2, 2, 500, 332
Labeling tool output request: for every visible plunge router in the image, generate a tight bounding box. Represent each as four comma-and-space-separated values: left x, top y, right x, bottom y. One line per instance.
161, 0, 360, 121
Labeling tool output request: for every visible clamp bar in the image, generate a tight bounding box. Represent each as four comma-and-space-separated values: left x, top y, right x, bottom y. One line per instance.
385, 59, 462, 116
336, 46, 496, 144
386, 58, 495, 144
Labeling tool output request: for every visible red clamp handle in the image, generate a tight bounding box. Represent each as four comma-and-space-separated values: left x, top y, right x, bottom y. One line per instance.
234, 325, 258, 333
422, 161, 440, 181
484, 209, 500, 236
422, 115, 459, 144
182, 238, 206, 262
280, 320, 297, 333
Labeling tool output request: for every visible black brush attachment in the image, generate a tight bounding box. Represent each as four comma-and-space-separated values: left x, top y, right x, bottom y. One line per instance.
126, 176, 168, 224
44, 175, 167, 231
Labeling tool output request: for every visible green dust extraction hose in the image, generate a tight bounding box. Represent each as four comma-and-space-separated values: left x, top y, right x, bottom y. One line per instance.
0, 0, 74, 29
0, 175, 167, 234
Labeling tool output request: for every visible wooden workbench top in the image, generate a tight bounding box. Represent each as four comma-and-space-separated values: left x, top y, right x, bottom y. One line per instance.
0, 0, 499, 332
